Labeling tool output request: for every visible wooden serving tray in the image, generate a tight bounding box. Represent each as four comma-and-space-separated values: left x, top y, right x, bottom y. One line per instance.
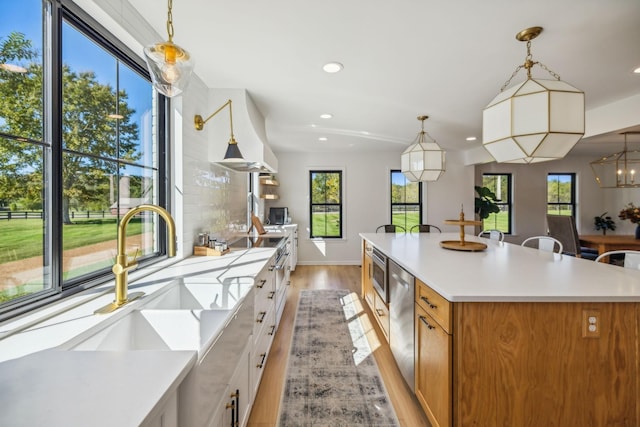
193, 246, 230, 256
440, 240, 487, 252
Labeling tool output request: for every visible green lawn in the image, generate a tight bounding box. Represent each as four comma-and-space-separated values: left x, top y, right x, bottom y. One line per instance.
311, 212, 341, 237
0, 218, 143, 263
392, 212, 420, 231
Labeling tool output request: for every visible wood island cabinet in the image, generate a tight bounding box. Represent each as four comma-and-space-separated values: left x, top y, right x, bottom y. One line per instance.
413, 279, 639, 427
415, 279, 452, 427
362, 241, 375, 307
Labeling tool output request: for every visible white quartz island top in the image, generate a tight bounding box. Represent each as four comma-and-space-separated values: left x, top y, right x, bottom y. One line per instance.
361, 232, 640, 302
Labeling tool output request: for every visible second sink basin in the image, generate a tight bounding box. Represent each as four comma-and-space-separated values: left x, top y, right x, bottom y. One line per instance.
71, 309, 232, 352
142, 278, 253, 310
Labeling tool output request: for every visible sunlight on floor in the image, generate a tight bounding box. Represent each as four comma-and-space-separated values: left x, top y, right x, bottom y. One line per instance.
340, 292, 381, 365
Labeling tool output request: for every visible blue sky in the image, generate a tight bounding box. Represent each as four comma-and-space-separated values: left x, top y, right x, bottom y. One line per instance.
0, 0, 151, 138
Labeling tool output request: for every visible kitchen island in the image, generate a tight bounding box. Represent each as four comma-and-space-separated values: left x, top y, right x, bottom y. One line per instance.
361, 232, 640, 427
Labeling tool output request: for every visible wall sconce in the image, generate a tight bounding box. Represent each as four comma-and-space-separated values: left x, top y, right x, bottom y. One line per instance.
143, 0, 194, 98
194, 99, 244, 160
401, 115, 445, 182
590, 132, 640, 188
482, 27, 584, 163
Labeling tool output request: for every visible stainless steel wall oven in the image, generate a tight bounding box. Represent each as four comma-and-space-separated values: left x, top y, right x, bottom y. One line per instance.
371, 247, 388, 303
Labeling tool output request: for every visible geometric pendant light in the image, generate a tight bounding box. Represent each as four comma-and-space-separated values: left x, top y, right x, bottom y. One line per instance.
590, 132, 640, 188
482, 27, 585, 163
143, 0, 194, 98
401, 115, 445, 182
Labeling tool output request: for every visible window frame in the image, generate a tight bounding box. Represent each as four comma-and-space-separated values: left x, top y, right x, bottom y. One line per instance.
390, 169, 422, 231
481, 173, 512, 234
309, 169, 343, 239
547, 173, 576, 217
0, 1, 169, 320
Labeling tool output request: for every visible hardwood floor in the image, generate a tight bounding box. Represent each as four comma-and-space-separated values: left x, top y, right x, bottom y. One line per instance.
247, 265, 431, 427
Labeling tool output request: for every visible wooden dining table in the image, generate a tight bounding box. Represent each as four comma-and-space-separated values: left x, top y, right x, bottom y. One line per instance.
579, 234, 640, 255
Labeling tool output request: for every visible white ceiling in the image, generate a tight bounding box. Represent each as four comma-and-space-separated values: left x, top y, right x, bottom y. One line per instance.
129, 0, 640, 159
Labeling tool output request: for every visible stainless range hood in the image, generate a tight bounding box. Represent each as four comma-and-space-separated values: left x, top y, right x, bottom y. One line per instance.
206, 88, 278, 173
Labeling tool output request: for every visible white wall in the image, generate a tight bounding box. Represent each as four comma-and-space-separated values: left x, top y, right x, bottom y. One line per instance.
87, 0, 249, 259
475, 154, 640, 243
273, 150, 473, 265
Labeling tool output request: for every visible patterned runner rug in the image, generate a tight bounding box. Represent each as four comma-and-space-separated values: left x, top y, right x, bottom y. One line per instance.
277, 289, 400, 426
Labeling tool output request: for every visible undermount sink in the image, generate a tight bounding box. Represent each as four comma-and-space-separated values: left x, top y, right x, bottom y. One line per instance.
141, 277, 254, 310
67, 277, 255, 353
71, 309, 232, 352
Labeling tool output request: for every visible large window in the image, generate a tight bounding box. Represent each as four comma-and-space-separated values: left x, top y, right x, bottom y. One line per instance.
309, 170, 342, 238
0, 1, 167, 319
481, 174, 512, 234
547, 173, 575, 216
390, 170, 422, 231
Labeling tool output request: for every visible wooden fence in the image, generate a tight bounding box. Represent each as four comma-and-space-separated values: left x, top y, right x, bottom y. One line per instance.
0, 211, 117, 220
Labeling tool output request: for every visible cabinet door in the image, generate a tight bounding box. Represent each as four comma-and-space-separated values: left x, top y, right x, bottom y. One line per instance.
415, 304, 452, 427
362, 249, 374, 307
231, 341, 251, 427
208, 386, 232, 427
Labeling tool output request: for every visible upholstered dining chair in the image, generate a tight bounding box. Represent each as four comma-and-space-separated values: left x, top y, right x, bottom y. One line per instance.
376, 224, 406, 233
546, 214, 598, 260
521, 236, 564, 254
478, 229, 504, 242
410, 224, 442, 233
595, 250, 640, 270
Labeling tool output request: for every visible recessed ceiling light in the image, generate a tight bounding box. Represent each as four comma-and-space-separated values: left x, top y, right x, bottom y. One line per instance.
466, 136, 477, 142
322, 62, 343, 73
633, 66, 640, 74
320, 113, 333, 119
311, 124, 317, 128
318, 137, 328, 141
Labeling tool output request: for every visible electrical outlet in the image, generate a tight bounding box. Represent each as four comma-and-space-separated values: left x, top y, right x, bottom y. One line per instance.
582, 309, 600, 338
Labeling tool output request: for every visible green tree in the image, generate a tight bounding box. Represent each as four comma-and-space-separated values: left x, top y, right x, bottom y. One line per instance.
0, 32, 140, 223
311, 172, 340, 203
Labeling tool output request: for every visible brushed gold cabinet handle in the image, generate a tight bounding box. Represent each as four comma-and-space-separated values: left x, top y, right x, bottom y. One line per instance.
268, 291, 275, 299
268, 325, 276, 335
256, 311, 267, 323
256, 279, 267, 289
376, 308, 385, 317
419, 315, 436, 330
420, 296, 437, 309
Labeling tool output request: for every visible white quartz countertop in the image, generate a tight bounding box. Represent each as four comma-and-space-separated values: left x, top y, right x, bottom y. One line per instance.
361, 232, 640, 302
0, 350, 196, 427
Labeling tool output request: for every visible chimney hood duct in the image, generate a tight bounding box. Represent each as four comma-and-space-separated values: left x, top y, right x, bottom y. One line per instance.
206, 88, 278, 173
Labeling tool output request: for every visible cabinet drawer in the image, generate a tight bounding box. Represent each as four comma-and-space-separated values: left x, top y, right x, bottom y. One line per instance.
373, 290, 390, 340
416, 279, 452, 334
253, 305, 276, 345
251, 324, 274, 395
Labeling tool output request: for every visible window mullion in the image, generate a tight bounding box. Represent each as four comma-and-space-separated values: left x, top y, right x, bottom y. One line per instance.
49, 0, 64, 292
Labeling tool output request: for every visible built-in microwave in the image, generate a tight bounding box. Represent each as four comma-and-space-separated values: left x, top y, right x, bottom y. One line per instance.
371, 247, 388, 303
268, 207, 288, 225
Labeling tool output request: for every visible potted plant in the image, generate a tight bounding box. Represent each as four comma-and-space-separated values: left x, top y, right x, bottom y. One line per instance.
474, 186, 500, 220
594, 212, 616, 235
